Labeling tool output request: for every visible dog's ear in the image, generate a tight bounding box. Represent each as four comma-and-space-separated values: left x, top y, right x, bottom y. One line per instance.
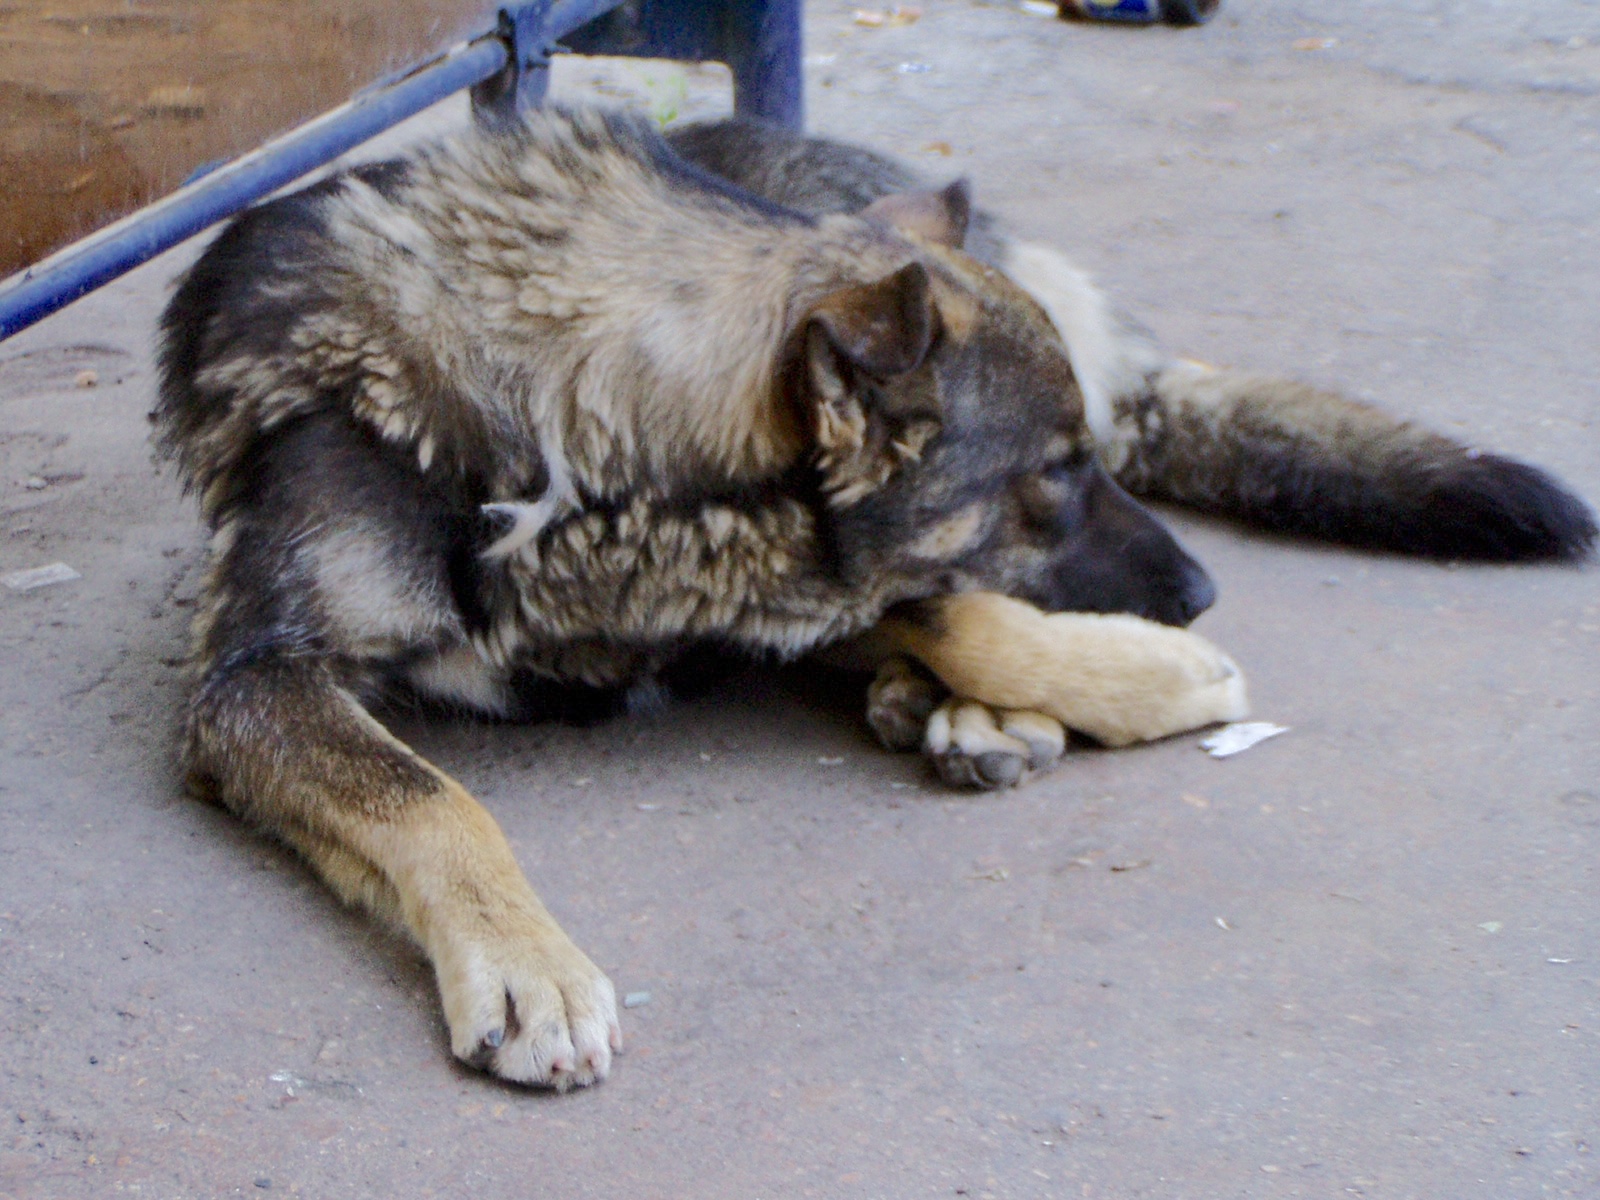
861, 180, 971, 249
799, 262, 943, 506
808, 260, 936, 379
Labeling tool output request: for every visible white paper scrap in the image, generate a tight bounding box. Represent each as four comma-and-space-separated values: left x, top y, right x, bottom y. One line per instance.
3, 562, 81, 592
1200, 722, 1289, 759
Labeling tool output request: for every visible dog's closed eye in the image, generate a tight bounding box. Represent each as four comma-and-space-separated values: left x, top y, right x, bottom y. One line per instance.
1015, 462, 1088, 534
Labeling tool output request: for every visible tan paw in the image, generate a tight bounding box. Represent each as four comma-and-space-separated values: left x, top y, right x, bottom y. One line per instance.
433, 918, 620, 1090
924, 698, 1068, 789
866, 655, 945, 751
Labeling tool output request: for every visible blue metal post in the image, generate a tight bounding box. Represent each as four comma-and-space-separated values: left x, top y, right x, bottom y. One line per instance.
562, 0, 804, 130
726, 0, 804, 129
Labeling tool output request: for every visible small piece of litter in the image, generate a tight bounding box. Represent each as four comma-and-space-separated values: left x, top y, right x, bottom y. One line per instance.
1181, 792, 1209, 809
143, 84, 207, 117
1478, 921, 1502, 933
817, 756, 844, 766
3, 562, 80, 592
24, 476, 47, 490
75, 369, 99, 388
623, 991, 652, 1008
1548, 958, 1572, 964
1109, 859, 1151, 873
1019, 0, 1057, 15
804, 53, 838, 66
1200, 722, 1289, 758
922, 140, 953, 156
896, 61, 932, 74
1215, 916, 1231, 930
852, 4, 920, 26
636, 803, 660, 811
1292, 37, 1338, 51
968, 867, 1010, 882
570, 776, 592, 787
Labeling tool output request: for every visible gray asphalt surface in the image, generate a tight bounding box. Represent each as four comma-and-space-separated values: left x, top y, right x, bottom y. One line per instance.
2, 2, 1597, 1196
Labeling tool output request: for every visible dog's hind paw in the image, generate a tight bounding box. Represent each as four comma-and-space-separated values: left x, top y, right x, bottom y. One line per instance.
866, 655, 944, 751
924, 699, 1067, 789
434, 918, 620, 1090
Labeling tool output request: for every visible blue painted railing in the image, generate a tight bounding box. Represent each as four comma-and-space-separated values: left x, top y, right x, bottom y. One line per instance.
0, 0, 802, 343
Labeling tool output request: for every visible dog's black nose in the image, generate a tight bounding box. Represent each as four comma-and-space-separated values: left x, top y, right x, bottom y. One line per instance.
1176, 559, 1217, 625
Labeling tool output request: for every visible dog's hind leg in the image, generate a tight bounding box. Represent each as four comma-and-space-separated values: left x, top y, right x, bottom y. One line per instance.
864, 654, 943, 752
184, 651, 620, 1089
1002, 239, 1597, 562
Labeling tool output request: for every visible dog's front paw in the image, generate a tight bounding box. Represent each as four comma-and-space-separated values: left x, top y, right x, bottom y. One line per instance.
924, 698, 1067, 789
433, 917, 620, 1090
884, 594, 1250, 749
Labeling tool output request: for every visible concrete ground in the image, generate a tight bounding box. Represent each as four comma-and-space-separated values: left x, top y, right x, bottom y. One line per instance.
2, 1, 1597, 1196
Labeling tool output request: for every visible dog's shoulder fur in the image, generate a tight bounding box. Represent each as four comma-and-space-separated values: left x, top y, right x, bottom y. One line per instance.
161, 109, 845, 521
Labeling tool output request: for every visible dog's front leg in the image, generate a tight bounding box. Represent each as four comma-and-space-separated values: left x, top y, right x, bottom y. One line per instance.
871, 593, 1251, 786
185, 654, 619, 1088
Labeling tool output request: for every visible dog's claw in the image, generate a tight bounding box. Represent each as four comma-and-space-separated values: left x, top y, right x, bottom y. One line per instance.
975, 750, 1025, 788
437, 922, 618, 1090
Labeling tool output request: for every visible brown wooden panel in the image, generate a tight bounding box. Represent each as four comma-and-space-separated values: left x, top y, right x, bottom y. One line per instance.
0, 0, 484, 275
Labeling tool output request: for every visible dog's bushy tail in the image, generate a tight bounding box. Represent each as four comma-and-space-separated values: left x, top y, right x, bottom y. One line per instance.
1115, 363, 1597, 561
1004, 242, 1597, 563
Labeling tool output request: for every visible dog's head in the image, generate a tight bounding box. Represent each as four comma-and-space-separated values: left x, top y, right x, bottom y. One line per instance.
788, 185, 1215, 628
